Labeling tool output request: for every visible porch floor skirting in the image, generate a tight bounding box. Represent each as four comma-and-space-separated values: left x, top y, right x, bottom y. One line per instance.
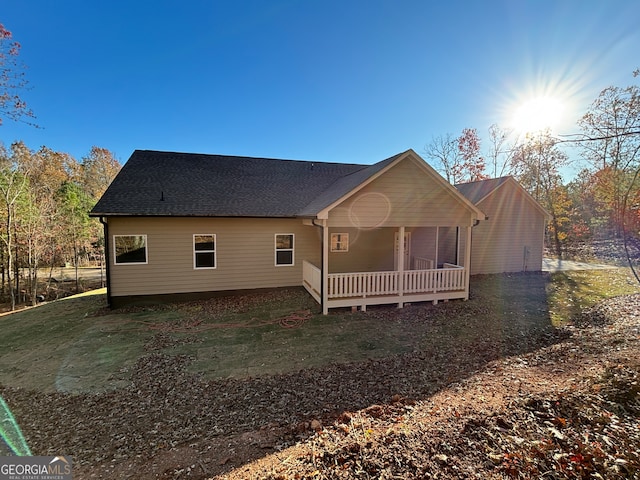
326, 289, 467, 311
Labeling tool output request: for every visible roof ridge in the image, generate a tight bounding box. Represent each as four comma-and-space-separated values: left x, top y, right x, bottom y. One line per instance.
91, 149, 373, 218
134, 149, 365, 168
455, 175, 512, 187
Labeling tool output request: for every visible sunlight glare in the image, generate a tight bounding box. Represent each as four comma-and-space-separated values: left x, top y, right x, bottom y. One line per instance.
511, 96, 565, 134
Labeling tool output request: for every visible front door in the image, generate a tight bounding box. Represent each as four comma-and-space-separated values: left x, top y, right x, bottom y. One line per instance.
394, 231, 411, 270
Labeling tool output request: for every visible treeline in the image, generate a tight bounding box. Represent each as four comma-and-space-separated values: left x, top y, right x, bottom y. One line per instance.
425, 78, 640, 260
0, 142, 120, 309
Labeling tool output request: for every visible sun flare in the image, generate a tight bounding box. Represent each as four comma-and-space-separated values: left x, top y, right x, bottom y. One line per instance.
511, 96, 565, 135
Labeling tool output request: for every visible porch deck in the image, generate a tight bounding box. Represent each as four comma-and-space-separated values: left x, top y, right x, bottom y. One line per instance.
302, 260, 467, 312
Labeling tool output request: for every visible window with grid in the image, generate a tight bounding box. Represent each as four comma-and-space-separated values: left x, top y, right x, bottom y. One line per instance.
194, 234, 216, 269
330, 233, 349, 252
275, 234, 294, 266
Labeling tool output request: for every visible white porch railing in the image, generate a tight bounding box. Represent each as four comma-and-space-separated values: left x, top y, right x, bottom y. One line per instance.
302, 260, 322, 303
443, 262, 463, 269
328, 271, 399, 298
327, 266, 465, 298
302, 261, 468, 312
414, 256, 434, 270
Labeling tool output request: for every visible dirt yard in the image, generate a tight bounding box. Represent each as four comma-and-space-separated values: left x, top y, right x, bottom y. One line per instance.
0, 270, 638, 479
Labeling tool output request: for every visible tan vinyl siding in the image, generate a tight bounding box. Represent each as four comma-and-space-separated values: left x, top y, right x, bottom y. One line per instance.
327, 159, 475, 228
327, 228, 394, 273
108, 217, 321, 297
470, 183, 546, 274
408, 227, 437, 265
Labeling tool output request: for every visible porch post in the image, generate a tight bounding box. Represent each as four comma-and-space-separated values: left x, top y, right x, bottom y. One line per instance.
464, 225, 472, 300
432, 226, 440, 304
434, 226, 439, 268
397, 226, 405, 308
321, 220, 329, 315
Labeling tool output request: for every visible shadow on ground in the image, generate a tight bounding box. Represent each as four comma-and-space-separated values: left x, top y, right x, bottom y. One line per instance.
2, 273, 573, 478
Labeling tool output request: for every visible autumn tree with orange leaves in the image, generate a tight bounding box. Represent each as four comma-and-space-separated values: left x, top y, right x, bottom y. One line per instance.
425, 128, 488, 185
577, 84, 640, 239
510, 132, 571, 258
456, 128, 489, 183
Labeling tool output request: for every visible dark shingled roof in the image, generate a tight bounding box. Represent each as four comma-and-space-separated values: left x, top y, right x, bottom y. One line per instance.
456, 176, 551, 220
90, 150, 407, 217
455, 176, 511, 204
297, 152, 404, 216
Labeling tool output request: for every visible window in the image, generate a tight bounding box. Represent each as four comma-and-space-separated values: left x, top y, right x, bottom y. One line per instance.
194, 234, 216, 269
275, 234, 294, 266
330, 233, 349, 252
114, 235, 147, 264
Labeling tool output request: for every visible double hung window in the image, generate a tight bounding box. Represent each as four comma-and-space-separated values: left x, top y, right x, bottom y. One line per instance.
194, 234, 216, 269
275, 234, 294, 266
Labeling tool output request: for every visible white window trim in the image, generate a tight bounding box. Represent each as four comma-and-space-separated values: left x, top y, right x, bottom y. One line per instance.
275, 233, 295, 266
330, 232, 349, 252
193, 234, 216, 270
113, 234, 148, 265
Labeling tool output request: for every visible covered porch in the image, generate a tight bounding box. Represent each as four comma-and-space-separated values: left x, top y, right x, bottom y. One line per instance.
298, 150, 485, 314
302, 225, 472, 314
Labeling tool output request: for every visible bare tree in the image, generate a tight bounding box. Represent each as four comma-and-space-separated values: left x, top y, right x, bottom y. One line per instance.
487, 124, 514, 178
0, 24, 35, 126
424, 133, 461, 183
0, 145, 28, 310
425, 129, 488, 184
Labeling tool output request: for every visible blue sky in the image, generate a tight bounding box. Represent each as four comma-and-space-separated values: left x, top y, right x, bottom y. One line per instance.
2, 0, 639, 172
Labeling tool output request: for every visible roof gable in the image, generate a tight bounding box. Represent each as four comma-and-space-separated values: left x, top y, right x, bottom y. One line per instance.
455, 177, 510, 204
456, 176, 550, 220
325, 150, 486, 227
297, 151, 404, 216
313, 150, 485, 221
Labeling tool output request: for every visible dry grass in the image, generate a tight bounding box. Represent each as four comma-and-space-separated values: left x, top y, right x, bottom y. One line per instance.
0, 269, 639, 478
1, 269, 638, 394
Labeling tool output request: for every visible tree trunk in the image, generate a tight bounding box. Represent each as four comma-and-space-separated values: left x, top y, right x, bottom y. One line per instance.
0, 247, 4, 296
5, 207, 15, 311
30, 266, 38, 306
14, 243, 19, 306
551, 214, 563, 260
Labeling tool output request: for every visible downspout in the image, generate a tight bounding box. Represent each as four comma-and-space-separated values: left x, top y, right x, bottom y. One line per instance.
99, 216, 112, 308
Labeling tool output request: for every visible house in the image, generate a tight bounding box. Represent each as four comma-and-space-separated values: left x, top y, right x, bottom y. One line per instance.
456, 176, 550, 275
90, 149, 487, 313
